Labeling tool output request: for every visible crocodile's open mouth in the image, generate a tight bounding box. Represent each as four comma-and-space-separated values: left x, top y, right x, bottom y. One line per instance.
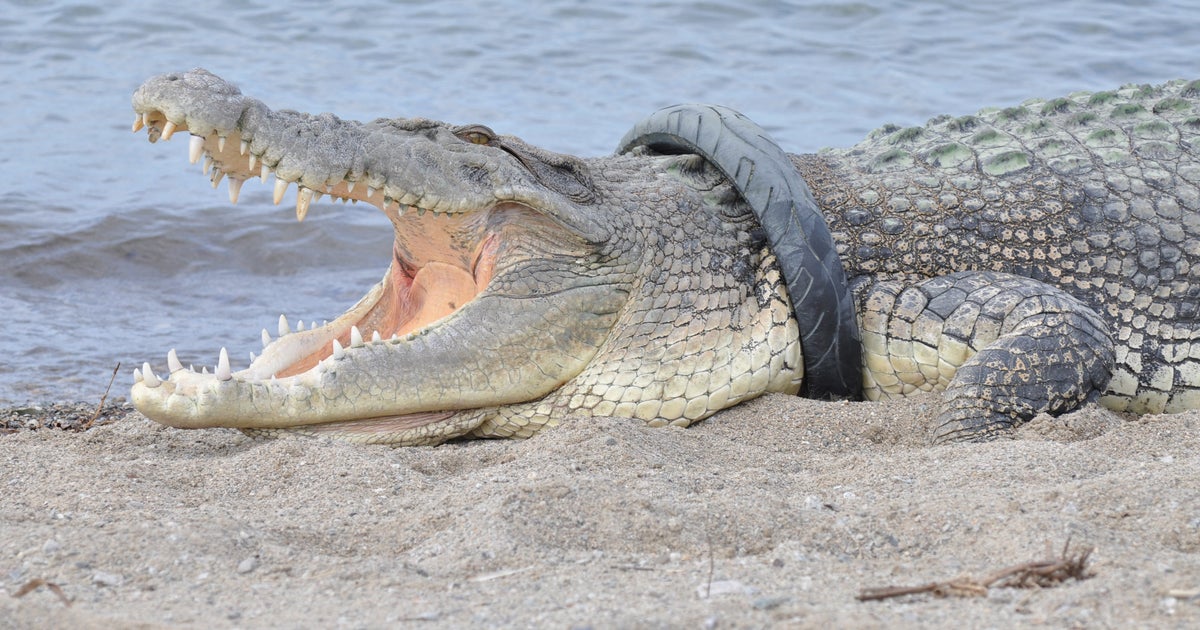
127, 108, 601, 441
132, 115, 507, 385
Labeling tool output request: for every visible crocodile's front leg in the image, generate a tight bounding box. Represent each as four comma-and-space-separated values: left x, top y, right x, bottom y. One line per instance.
856, 271, 1115, 442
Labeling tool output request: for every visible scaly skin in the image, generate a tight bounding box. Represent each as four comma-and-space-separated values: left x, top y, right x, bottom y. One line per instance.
795, 80, 1200, 437
129, 70, 1200, 444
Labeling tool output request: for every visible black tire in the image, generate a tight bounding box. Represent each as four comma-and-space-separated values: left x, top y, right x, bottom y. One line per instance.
617, 104, 860, 399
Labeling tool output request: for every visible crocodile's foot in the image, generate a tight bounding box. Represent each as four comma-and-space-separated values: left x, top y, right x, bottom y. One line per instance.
856, 271, 1115, 443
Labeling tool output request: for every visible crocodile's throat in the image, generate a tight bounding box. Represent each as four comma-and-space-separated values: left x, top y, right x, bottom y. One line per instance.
268, 209, 505, 379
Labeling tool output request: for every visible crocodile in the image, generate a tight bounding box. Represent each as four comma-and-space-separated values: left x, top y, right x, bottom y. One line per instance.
128, 69, 1200, 445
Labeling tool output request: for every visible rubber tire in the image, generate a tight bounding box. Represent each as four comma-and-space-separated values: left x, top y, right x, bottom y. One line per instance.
617, 104, 860, 399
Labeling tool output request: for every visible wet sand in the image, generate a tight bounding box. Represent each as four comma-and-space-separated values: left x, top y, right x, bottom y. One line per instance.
2, 394, 1198, 627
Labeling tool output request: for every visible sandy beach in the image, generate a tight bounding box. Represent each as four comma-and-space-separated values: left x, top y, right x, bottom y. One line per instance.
2, 394, 1198, 628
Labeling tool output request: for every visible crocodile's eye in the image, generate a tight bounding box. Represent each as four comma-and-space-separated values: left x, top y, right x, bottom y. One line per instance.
455, 125, 497, 145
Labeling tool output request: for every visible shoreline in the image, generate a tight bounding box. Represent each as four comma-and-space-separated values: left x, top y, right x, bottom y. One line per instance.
3, 394, 1198, 627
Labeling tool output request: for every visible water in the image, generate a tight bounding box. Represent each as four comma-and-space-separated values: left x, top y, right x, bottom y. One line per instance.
1, 0, 1197, 403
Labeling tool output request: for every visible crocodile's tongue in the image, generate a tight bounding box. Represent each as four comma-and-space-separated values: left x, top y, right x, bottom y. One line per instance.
404, 262, 477, 333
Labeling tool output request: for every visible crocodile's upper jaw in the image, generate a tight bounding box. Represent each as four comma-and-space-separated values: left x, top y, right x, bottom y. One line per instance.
128, 69, 621, 443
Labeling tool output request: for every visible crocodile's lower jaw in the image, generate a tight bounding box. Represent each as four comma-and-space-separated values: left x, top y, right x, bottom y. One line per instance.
130, 233, 493, 437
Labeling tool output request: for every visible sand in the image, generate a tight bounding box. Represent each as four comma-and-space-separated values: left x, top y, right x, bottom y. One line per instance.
2, 394, 1198, 628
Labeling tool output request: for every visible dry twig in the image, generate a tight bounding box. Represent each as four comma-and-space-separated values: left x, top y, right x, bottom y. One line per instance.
83, 362, 121, 431
12, 578, 72, 607
857, 539, 1094, 602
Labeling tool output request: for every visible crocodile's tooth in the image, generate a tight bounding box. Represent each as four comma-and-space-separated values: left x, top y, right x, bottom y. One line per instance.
167, 349, 183, 373
260, 162, 269, 182
249, 153, 258, 171
211, 169, 225, 188
202, 366, 209, 374
297, 320, 304, 331
261, 329, 272, 348
249, 351, 256, 364
395, 203, 406, 216
311, 321, 319, 330
296, 187, 313, 222
203, 156, 213, 175
228, 177, 244, 204
189, 364, 195, 373
366, 185, 376, 198
161, 120, 177, 140
240, 139, 249, 155
273, 178, 289, 205
350, 326, 364, 347
132, 367, 144, 384
391, 333, 399, 341
132, 114, 145, 132
371, 330, 381, 343
188, 135, 204, 164
332, 339, 345, 359
346, 180, 356, 194
142, 362, 161, 388
218, 136, 226, 152
313, 191, 324, 204
141, 112, 151, 129
216, 347, 232, 381
416, 206, 427, 217
278, 314, 291, 336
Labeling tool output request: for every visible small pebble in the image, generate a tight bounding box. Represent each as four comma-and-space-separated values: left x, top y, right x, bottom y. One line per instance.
42, 539, 61, 554
698, 580, 750, 598
752, 595, 790, 610
237, 556, 259, 574
93, 571, 124, 587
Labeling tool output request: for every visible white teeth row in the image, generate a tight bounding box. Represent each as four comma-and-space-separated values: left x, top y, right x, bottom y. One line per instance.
184, 134, 249, 205
135, 314, 403, 388
159, 128, 331, 221
135, 116, 445, 220
274, 314, 325, 337
134, 346, 232, 388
